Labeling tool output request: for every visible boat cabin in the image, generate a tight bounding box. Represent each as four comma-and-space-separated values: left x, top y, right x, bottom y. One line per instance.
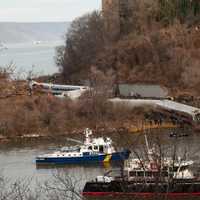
83, 137, 115, 155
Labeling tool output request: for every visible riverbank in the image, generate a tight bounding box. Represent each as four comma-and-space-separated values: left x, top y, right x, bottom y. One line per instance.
0, 78, 147, 139
1, 69, 199, 140
0, 114, 184, 144
0, 88, 195, 141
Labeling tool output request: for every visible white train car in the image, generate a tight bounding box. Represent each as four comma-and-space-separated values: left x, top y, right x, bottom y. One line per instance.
29, 80, 90, 99
110, 98, 200, 128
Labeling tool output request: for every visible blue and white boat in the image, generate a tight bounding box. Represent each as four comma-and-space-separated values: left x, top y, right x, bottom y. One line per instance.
36, 128, 130, 165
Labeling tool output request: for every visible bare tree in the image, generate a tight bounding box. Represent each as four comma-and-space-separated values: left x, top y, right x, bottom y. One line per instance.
0, 173, 83, 200
57, 11, 105, 83
42, 172, 83, 200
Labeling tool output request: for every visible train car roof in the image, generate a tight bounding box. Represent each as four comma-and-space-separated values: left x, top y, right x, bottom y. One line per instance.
110, 98, 200, 117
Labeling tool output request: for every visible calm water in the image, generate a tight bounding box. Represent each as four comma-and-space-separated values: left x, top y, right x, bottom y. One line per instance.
0, 41, 64, 77
0, 131, 199, 189
0, 140, 115, 189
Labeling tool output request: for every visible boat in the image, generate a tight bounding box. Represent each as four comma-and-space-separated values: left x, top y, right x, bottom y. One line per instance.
36, 128, 130, 165
169, 131, 189, 138
0, 42, 8, 51
82, 158, 199, 197
33, 41, 42, 45
83, 179, 200, 197
82, 135, 197, 197
143, 134, 194, 170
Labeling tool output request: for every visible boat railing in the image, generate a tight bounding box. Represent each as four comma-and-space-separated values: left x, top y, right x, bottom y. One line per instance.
60, 146, 80, 152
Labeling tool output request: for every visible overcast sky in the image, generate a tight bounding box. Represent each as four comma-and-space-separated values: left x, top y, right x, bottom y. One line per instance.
0, 0, 102, 22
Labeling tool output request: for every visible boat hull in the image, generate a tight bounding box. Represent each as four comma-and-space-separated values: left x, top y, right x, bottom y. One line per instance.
36, 150, 130, 165
83, 181, 200, 197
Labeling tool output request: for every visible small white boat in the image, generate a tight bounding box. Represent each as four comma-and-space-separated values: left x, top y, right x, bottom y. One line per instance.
0, 42, 8, 51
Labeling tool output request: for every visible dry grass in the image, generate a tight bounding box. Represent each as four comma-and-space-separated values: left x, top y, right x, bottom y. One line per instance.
0, 67, 145, 137
0, 94, 147, 137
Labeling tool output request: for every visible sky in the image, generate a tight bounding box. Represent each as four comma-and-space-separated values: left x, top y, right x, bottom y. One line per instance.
0, 0, 102, 22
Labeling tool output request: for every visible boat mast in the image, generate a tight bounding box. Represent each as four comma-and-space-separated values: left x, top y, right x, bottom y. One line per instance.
84, 128, 92, 145
145, 134, 150, 153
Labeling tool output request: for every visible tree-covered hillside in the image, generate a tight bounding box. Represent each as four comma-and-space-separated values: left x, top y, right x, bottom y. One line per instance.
57, 0, 200, 93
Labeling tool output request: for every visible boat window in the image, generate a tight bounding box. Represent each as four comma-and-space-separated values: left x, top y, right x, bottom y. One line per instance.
152, 172, 158, 177
161, 171, 168, 177
83, 152, 90, 156
129, 171, 137, 177
68, 154, 71, 157
94, 146, 98, 150
99, 145, 104, 153
162, 166, 168, 171
145, 171, 152, 177
138, 171, 144, 177
88, 146, 92, 150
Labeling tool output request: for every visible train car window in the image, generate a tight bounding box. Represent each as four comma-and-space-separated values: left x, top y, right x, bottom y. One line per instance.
195, 113, 200, 122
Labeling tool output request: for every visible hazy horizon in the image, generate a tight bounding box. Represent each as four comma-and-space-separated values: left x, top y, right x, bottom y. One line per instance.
0, 21, 70, 23
0, 22, 70, 44
0, 0, 101, 22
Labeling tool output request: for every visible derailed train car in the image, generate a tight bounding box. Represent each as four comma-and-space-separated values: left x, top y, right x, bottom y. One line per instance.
110, 98, 200, 130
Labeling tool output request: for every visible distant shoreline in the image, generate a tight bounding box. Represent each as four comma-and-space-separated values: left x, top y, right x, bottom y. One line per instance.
0, 41, 62, 77
0, 21, 69, 44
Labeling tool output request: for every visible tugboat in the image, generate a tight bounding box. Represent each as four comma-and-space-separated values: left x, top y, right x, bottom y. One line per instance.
36, 128, 130, 165
82, 135, 198, 197
83, 157, 199, 197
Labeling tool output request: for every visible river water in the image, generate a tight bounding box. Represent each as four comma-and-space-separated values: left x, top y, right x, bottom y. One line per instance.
0, 131, 199, 191
0, 41, 64, 77
0, 139, 116, 189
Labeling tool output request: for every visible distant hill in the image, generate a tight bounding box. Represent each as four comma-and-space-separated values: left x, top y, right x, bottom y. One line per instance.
0, 22, 70, 43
